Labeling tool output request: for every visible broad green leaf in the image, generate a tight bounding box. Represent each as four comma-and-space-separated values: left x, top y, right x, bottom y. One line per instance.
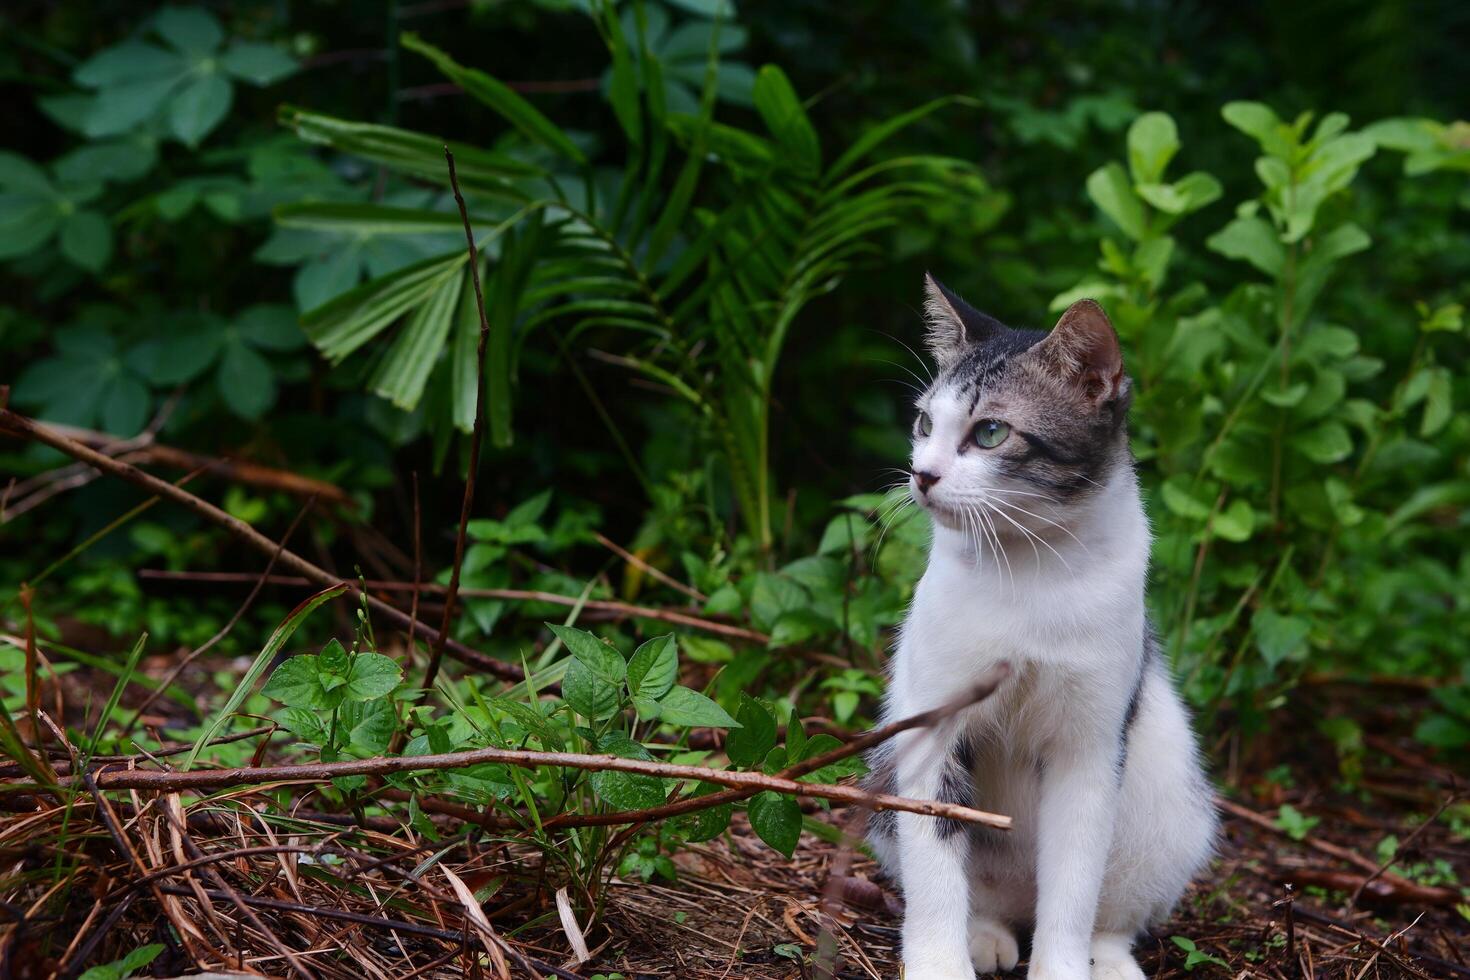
1126, 112, 1179, 185
74, 42, 184, 86
1291, 421, 1353, 464
78, 942, 164, 980
262, 655, 326, 708
627, 634, 678, 701
1085, 162, 1145, 241
682, 783, 734, 841
237, 304, 307, 351
59, 210, 112, 271
345, 652, 402, 701
1160, 476, 1212, 521
221, 41, 297, 86
725, 694, 776, 768
656, 685, 740, 728
1206, 215, 1283, 277
401, 34, 588, 165
1221, 101, 1283, 146
1420, 367, 1453, 436
169, 73, 233, 146
217, 340, 276, 419
99, 375, 149, 436
55, 139, 157, 185
1213, 499, 1255, 542
0, 152, 56, 193
1253, 610, 1310, 667
86, 75, 180, 137
548, 624, 626, 686
590, 734, 664, 808
752, 65, 820, 176
155, 7, 224, 56
747, 790, 801, 856
562, 659, 621, 721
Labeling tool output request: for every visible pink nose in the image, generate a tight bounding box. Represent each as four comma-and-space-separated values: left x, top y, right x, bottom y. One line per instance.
914, 470, 940, 493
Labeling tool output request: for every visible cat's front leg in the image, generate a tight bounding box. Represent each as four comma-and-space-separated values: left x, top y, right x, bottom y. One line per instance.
893, 726, 976, 979
1028, 738, 1121, 980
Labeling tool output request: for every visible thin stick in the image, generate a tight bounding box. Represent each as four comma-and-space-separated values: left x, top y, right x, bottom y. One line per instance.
138, 570, 770, 644
69, 745, 1009, 829
593, 531, 707, 602
1350, 792, 1460, 908
0, 408, 523, 681
420, 146, 492, 693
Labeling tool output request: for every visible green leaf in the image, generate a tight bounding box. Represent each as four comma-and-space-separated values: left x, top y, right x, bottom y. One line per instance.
590, 734, 665, 808
1126, 112, 1179, 185
682, 784, 734, 841
78, 942, 165, 980
155, 7, 225, 56
1221, 101, 1283, 147
220, 41, 297, 86
401, 33, 587, 165
344, 653, 402, 701
726, 694, 777, 768
217, 340, 276, 419
1213, 499, 1255, 542
1291, 421, 1353, 464
370, 270, 463, 409
55, 140, 157, 185
1207, 215, 1284, 277
752, 65, 820, 176
562, 659, 621, 721
655, 685, 740, 729
74, 41, 183, 86
1085, 162, 1145, 240
627, 634, 678, 701
262, 655, 326, 708
59, 210, 113, 272
604, 4, 642, 146
1254, 610, 1310, 667
237, 304, 306, 351
0, 152, 56, 193
1160, 476, 1212, 521
747, 790, 801, 856
548, 624, 626, 686
817, 513, 873, 555
1420, 367, 1453, 437
99, 376, 149, 437
169, 72, 233, 146
85, 75, 180, 137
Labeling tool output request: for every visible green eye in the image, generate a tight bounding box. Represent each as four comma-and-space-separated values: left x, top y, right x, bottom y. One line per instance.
917, 411, 933, 436
972, 419, 1010, 448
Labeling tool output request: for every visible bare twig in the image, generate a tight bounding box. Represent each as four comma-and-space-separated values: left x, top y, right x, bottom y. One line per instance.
65, 745, 1010, 829
1351, 792, 1460, 908
0, 407, 524, 681
421, 146, 492, 693
594, 531, 707, 602
138, 570, 771, 644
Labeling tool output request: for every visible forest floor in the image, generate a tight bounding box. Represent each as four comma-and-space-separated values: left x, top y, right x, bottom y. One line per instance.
2, 642, 1465, 979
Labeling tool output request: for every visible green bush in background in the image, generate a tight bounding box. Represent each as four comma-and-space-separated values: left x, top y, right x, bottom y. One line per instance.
2, 1, 1467, 760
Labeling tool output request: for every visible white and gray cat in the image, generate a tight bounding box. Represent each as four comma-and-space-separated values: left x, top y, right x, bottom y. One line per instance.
866, 276, 1216, 979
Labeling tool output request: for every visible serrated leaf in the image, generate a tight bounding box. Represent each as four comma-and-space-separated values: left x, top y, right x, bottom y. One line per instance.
345, 653, 402, 701
548, 624, 626, 685
627, 634, 678, 701
590, 734, 664, 808
747, 790, 801, 856
563, 660, 621, 721
656, 686, 740, 729
725, 694, 776, 768
262, 654, 326, 708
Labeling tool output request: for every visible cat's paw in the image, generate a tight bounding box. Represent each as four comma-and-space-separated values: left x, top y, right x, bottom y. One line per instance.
1089, 935, 1145, 980
902, 949, 976, 980
967, 917, 1019, 974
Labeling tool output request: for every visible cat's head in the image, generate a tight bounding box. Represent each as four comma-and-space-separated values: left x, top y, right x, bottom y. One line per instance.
907, 274, 1132, 534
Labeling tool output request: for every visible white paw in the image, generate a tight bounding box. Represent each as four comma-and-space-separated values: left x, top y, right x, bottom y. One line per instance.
903, 955, 975, 980
967, 917, 1019, 974
1089, 952, 1145, 980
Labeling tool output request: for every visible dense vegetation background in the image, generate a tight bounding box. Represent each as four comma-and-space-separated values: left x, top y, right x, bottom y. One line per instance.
0, 1, 1467, 977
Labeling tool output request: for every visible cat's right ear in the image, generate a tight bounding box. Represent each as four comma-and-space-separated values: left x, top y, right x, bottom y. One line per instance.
923, 273, 1004, 369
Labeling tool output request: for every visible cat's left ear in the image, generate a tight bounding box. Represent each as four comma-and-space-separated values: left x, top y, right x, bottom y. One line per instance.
1036, 299, 1125, 403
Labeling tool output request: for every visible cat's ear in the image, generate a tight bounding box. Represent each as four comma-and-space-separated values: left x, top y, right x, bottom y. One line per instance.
1036, 299, 1125, 403
923, 273, 1005, 368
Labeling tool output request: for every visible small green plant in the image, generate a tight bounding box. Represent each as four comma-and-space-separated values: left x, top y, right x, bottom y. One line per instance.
78, 943, 164, 980
1274, 803, 1320, 841
1170, 935, 1229, 972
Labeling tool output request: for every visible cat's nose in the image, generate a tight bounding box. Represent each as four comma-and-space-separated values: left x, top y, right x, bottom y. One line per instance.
913, 470, 940, 494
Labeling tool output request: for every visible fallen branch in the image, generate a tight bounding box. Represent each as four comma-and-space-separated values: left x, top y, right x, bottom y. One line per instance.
0, 407, 524, 682
1275, 868, 1462, 908
137, 569, 772, 645
66, 743, 1010, 829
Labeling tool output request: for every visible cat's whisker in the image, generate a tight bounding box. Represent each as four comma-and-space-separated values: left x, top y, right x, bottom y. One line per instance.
987, 500, 1072, 575
988, 496, 1092, 555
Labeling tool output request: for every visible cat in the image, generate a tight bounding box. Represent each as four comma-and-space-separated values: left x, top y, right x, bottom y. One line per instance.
865, 275, 1216, 980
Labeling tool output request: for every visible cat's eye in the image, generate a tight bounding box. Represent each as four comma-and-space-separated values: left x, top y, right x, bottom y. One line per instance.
917, 411, 933, 437
972, 419, 1010, 449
